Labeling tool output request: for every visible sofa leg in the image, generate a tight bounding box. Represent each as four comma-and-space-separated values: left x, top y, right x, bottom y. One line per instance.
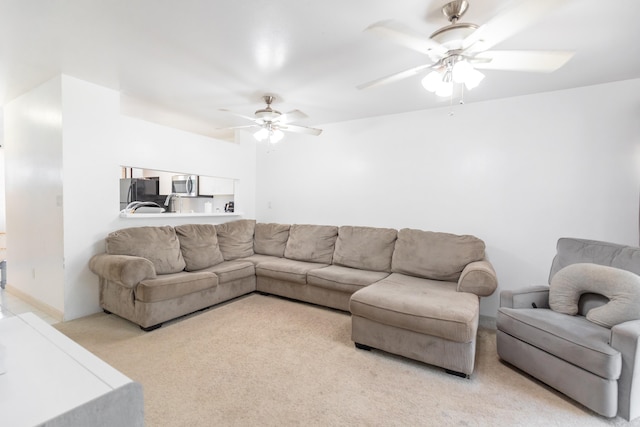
355, 342, 373, 351
445, 369, 469, 379
103, 309, 112, 315
140, 323, 162, 332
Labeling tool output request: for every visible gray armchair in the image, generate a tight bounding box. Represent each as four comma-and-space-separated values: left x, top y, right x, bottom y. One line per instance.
497, 237, 640, 420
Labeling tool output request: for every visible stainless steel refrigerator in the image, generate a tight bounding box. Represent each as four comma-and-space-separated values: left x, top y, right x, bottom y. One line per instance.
119, 178, 160, 210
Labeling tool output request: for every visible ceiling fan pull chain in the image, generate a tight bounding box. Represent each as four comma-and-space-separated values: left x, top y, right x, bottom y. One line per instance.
449, 86, 455, 116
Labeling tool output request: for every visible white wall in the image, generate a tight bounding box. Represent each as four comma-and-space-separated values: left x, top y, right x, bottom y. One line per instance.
5, 75, 257, 320
4, 76, 65, 314
255, 79, 640, 317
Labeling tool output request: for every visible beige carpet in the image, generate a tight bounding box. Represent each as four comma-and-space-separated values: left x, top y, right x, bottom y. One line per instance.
55, 294, 638, 426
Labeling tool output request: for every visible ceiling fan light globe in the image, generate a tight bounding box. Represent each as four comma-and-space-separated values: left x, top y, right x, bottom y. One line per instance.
463, 68, 485, 90
435, 81, 453, 97
269, 129, 284, 144
452, 60, 474, 83
254, 128, 269, 142
421, 71, 442, 92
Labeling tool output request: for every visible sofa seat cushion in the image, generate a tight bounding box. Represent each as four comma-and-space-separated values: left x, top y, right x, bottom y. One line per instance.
256, 258, 329, 285
175, 224, 224, 271
137, 271, 218, 303
240, 254, 284, 266
350, 273, 479, 343
333, 226, 397, 272
497, 307, 621, 380
106, 226, 186, 274
307, 265, 389, 294
200, 260, 255, 284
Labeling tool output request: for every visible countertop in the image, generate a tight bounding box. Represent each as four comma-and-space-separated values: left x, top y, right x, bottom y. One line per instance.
119, 212, 242, 219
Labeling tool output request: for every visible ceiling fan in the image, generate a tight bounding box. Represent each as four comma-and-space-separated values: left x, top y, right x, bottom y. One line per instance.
220, 95, 323, 143
358, 0, 575, 97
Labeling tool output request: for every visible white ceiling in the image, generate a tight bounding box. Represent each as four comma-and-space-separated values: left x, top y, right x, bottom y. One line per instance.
1, 0, 640, 139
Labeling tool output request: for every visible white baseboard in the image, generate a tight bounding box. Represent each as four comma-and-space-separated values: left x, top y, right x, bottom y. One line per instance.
4, 285, 64, 322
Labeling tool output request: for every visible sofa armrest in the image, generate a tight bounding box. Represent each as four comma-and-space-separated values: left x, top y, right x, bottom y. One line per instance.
89, 254, 156, 288
611, 319, 640, 421
457, 259, 498, 297
500, 286, 550, 309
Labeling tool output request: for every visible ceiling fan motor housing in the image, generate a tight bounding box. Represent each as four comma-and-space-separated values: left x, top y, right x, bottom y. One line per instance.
255, 95, 281, 121
430, 23, 478, 50
431, 1, 478, 50
442, 0, 469, 23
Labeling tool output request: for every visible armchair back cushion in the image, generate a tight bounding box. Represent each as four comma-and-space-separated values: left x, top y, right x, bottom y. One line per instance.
391, 229, 485, 281
284, 224, 338, 264
550, 263, 640, 328
215, 219, 256, 260
105, 226, 186, 274
550, 238, 640, 281
175, 224, 225, 271
333, 226, 397, 272
254, 223, 290, 257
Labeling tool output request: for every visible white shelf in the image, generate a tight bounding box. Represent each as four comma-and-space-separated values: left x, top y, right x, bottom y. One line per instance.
119, 212, 242, 219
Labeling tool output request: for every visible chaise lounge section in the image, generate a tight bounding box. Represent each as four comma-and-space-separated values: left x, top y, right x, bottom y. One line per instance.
89, 219, 498, 374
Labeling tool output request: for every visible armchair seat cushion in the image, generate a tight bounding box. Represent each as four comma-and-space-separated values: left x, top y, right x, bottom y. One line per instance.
137, 271, 218, 303
498, 307, 621, 380
307, 265, 389, 293
350, 273, 479, 343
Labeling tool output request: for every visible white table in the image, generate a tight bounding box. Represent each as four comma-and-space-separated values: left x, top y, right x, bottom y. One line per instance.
0, 313, 143, 426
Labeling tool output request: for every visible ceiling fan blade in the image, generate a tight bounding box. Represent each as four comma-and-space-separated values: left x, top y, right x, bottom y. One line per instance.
277, 109, 308, 124
365, 20, 447, 59
217, 124, 259, 131
357, 63, 435, 90
472, 50, 574, 72
218, 108, 260, 123
280, 124, 323, 136
462, 0, 572, 52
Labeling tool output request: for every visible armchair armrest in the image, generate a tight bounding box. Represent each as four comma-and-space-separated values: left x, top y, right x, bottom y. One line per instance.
457, 259, 498, 297
611, 319, 640, 421
89, 254, 156, 288
500, 286, 550, 309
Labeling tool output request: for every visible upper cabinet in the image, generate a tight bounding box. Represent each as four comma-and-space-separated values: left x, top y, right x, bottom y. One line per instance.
198, 176, 235, 196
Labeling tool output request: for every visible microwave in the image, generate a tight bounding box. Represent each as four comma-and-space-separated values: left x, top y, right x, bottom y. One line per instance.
172, 175, 198, 196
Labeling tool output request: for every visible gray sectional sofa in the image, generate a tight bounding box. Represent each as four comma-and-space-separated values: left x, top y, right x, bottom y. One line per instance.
89, 219, 498, 375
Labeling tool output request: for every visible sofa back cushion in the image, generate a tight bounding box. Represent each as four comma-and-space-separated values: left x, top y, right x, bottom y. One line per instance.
175, 224, 225, 271
105, 226, 186, 274
215, 219, 256, 260
284, 224, 338, 264
333, 226, 397, 272
391, 229, 485, 281
254, 223, 290, 257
